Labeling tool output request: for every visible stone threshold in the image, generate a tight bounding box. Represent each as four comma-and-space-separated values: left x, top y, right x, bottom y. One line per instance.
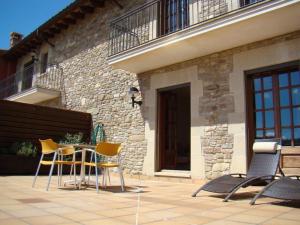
110, 171, 207, 184
154, 170, 191, 178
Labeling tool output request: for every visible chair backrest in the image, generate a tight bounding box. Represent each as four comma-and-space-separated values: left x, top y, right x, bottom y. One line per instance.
247, 138, 281, 178
59, 146, 75, 155
95, 142, 121, 157
39, 139, 58, 154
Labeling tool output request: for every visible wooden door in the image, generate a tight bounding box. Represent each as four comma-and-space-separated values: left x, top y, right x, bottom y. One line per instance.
157, 84, 191, 171
158, 91, 177, 169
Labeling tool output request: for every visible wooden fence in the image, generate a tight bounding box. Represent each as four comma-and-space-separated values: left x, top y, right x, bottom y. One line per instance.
0, 100, 92, 148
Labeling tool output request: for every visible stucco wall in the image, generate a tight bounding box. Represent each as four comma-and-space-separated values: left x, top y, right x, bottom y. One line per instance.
140, 31, 300, 179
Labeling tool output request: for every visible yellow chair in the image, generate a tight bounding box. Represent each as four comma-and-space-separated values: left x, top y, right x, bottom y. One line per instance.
85, 142, 125, 193
32, 139, 81, 191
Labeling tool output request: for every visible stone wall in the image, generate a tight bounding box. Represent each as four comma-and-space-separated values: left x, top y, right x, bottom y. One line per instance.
43, 0, 147, 174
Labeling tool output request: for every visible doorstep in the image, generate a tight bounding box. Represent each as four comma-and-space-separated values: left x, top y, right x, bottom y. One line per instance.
154, 170, 191, 178
111, 170, 207, 184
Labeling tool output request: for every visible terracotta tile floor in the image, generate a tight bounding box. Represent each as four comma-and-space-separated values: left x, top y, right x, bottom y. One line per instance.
0, 175, 299, 225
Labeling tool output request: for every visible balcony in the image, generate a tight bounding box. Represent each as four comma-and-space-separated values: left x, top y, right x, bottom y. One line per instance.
0, 64, 63, 104
108, 0, 300, 73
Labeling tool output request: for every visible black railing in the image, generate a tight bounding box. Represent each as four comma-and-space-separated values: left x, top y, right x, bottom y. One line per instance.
0, 64, 63, 99
109, 0, 268, 56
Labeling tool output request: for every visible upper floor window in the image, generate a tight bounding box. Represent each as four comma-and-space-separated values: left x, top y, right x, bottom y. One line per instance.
240, 0, 260, 7
41, 52, 48, 73
162, 0, 189, 34
250, 66, 300, 146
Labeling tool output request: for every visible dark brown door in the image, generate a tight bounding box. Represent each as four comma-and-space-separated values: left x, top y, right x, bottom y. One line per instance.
22, 61, 34, 91
157, 84, 190, 170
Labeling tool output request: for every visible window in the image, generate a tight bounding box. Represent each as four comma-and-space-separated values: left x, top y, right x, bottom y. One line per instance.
250, 66, 300, 146
41, 52, 48, 73
162, 0, 189, 34
240, 0, 260, 7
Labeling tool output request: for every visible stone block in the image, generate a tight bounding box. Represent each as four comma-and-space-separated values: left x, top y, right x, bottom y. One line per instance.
128, 135, 145, 142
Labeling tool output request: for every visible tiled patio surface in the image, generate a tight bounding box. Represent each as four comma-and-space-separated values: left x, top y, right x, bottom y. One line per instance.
0, 175, 299, 225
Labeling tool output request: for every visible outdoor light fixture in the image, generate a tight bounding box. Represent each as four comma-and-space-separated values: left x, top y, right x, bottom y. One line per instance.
129, 87, 142, 108
31, 55, 39, 62
31, 50, 39, 62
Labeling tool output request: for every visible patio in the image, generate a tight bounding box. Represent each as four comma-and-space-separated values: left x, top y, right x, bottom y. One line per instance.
0, 175, 299, 225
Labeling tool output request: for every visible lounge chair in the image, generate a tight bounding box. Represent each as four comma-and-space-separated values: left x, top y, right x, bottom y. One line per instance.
250, 176, 300, 205
192, 139, 283, 202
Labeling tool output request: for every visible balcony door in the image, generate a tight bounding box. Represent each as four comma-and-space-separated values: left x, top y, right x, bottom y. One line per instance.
157, 84, 191, 171
161, 0, 189, 35
240, 0, 260, 7
22, 61, 34, 91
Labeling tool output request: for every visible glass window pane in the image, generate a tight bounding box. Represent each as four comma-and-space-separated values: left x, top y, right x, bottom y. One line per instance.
280, 89, 290, 107
292, 88, 300, 105
263, 76, 272, 90
265, 110, 274, 128
291, 71, 300, 86
255, 93, 262, 110
265, 129, 275, 138
281, 128, 291, 146
256, 130, 263, 138
264, 91, 273, 109
279, 73, 289, 87
294, 128, 300, 146
254, 78, 261, 91
281, 109, 291, 126
256, 112, 263, 129
293, 107, 300, 126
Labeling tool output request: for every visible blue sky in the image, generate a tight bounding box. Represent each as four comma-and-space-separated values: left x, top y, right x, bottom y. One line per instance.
0, 0, 74, 50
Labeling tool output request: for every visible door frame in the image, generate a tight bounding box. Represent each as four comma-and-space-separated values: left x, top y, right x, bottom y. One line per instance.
244, 60, 300, 169
156, 82, 191, 171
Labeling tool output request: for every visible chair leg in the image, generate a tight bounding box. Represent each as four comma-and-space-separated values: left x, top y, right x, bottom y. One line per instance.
223, 177, 258, 202
88, 152, 93, 185
57, 154, 61, 187
102, 168, 105, 187
94, 152, 99, 193
70, 164, 73, 180
32, 154, 44, 188
250, 181, 275, 205
60, 164, 63, 186
47, 152, 58, 191
107, 169, 111, 185
103, 168, 107, 188
118, 167, 125, 192
95, 166, 99, 193
73, 164, 77, 189
192, 186, 205, 197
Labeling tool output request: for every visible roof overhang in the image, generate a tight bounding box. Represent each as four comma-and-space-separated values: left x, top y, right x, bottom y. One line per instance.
108, 0, 300, 74
3, 0, 105, 60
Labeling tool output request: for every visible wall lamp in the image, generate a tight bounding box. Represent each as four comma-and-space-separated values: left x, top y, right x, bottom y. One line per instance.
31, 55, 39, 62
129, 87, 142, 108
31, 50, 39, 62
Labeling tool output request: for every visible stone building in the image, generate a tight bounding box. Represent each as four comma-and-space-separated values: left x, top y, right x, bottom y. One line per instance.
0, 0, 300, 179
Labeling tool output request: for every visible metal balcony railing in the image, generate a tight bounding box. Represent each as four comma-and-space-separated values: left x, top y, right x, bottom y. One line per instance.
108, 0, 268, 56
0, 64, 63, 99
